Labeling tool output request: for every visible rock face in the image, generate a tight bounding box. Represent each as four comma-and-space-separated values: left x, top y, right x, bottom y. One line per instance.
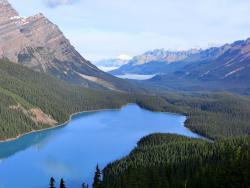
0, 0, 136, 91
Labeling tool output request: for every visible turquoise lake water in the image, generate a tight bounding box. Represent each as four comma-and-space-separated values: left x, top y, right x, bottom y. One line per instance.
0, 104, 203, 188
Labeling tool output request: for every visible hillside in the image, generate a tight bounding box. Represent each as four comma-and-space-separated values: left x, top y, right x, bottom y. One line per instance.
0, 0, 139, 92
0, 59, 133, 140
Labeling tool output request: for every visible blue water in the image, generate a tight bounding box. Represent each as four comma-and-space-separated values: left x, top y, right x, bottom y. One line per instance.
0, 104, 203, 188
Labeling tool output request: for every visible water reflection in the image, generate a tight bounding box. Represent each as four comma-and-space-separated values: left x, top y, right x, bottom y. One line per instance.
0, 127, 63, 160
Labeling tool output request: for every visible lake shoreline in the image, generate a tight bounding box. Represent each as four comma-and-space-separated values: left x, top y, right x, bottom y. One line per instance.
0, 103, 133, 143
0, 103, 207, 143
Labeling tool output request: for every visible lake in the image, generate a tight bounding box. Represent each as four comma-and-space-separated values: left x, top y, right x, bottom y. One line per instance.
0, 104, 203, 188
115, 74, 156, 80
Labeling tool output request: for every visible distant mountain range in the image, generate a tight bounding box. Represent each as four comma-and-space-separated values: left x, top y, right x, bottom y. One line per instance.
110, 39, 250, 94
0, 0, 138, 92
110, 49, 200, 75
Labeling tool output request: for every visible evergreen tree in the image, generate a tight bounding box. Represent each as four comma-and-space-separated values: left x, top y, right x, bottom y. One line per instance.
49, 177, 56, 188
60, 178, 66, 188
93, 164, 102, 188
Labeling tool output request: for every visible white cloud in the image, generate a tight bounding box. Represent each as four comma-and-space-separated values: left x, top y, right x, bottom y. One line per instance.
44, 0, 78, 8
118, 55, 132, 60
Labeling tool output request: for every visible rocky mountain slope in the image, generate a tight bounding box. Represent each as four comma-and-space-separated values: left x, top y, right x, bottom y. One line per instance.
0, 0, 138, 92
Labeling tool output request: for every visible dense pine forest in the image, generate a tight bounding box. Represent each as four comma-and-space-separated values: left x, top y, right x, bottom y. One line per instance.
138, 93, 250, 140
0, 59, 128, 140
102, 134, 250, 188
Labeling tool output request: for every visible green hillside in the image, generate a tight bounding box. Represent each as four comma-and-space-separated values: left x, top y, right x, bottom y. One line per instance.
0, 59, 130, 140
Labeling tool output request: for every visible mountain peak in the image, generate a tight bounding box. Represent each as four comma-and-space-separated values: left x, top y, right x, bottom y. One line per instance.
0, 0, 137, 92
0, 0, 10, 4
0, 0, 18, 23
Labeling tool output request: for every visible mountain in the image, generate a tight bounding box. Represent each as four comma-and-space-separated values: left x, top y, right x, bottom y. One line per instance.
94, 55, 131, 72
109, 38, 250, 94
144, 39, 250, 94
110, 49, 200, 75
0, 0, 138, 92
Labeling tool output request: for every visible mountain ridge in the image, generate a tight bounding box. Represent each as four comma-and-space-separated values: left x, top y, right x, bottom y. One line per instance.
110, 38, 250, 93
0, 0, 140, 92
110, 49, 201, 75
145, 39, 250, 93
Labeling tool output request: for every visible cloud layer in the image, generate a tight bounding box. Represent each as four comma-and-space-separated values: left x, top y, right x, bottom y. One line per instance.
45, 0, 78, 8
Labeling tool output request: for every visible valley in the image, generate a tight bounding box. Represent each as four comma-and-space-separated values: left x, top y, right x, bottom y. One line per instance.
0, 58, 250, 188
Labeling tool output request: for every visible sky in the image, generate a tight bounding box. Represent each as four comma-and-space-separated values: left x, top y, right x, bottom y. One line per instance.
8, 0, 250, 61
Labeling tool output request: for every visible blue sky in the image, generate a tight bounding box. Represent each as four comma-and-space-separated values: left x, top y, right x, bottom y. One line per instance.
8, 0, 250, 61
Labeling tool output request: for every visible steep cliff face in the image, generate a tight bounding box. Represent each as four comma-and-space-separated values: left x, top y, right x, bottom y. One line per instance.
0, 0, 137, 91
